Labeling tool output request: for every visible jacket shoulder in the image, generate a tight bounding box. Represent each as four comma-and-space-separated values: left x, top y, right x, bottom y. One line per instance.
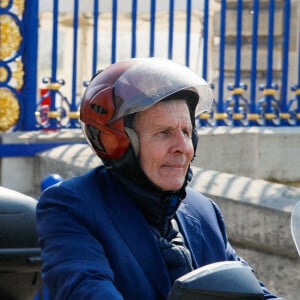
38, 165, 112, 209
183, 187, 220, 216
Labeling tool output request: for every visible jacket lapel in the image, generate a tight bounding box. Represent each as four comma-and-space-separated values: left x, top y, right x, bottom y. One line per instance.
109, 189, 171, 298
176, 204, 203, 268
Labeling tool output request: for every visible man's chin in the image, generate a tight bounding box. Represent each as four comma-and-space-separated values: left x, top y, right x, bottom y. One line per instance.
156, 179, 185, 192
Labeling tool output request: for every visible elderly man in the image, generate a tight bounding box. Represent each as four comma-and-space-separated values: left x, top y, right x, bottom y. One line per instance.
36, 57, 283, 299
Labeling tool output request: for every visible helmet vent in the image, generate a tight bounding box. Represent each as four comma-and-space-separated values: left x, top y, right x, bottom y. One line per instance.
91, 103, 107, 115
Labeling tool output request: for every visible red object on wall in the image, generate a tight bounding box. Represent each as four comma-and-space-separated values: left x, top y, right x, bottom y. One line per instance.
40, 88, 51, 105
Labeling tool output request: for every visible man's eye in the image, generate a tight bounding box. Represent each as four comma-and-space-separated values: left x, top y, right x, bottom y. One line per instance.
157, 129, 170, 137
159, 130, 169, 135
183, 129, 192, 137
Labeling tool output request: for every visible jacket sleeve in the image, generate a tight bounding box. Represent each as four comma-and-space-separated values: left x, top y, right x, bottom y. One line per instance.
36, 182, 124, 300
210, 200, 285, 300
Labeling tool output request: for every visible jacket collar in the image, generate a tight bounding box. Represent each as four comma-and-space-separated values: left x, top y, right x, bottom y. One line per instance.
109, 169, 186, 234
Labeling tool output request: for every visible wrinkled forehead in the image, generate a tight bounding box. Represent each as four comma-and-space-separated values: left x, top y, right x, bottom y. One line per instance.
133, 98, 192, 129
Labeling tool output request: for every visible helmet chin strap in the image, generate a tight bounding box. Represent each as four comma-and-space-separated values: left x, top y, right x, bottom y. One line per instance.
125, 127, 140, 156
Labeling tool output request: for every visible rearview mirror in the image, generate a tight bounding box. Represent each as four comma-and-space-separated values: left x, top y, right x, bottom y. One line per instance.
168, 261, 263, 300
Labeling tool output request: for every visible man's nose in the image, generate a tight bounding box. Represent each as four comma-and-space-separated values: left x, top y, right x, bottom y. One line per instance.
170, 131, 191, 153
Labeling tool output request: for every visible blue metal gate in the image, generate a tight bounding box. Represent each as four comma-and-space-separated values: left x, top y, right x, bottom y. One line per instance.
0, 0, 300, 131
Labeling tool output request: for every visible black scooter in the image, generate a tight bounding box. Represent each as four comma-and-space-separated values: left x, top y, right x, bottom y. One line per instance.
0, 185, 299, 300
0, 186, 42, 300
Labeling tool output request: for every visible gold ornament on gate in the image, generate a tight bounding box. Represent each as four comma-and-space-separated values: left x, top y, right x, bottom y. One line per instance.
0, 88, 20, 131
0, 14, 22, 60
0, 0, 25, 17
0, 67, 8, 82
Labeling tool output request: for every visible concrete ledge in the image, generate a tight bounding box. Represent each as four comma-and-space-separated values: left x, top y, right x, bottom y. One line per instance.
0, 129, 85, 143
195, 126, 300, 182
37, 143, 99, 178
2, 127, 300, 194
0, 129, 85, 195
190, 167, 299, 211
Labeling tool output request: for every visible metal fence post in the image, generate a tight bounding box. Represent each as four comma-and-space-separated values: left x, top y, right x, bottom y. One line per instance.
216, 0, 227, 126
248, 0, 260, 126
22, 0, 39, 130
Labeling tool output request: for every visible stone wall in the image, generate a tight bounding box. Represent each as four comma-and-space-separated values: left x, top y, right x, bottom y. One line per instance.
1, 127, 300, 197
194, 126, 300, 183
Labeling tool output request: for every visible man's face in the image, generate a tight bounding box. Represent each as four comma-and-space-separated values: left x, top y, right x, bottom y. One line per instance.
134, 100, 194, 191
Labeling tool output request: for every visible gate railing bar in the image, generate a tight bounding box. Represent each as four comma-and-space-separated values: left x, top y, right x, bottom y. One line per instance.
22, 0, 39, 130
92, 0, 99, 75
258, 0, 278, 126
202, 0, 209, 81
198, 0, 210, 126
69, 0, 79, 128
230, 0, 245, 127
234, 0, 243, 90
149, 0, 156, 57
168, 0, 174, 60
266, 1, 275, 89
47, 0, 59, 129
249, 0, 259, 126
185, 0, 192, 67
280, 0, 291, 125
131, 0, 137, 58
288, 19, 300, 125
216, 0, 226, 126
111, 0, 118, 63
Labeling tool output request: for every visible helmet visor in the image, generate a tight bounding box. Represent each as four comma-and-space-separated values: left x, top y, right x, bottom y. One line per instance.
111, 58, 213, 123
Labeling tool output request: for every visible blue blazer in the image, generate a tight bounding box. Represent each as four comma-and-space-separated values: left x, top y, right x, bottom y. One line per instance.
36, 166, 280, 299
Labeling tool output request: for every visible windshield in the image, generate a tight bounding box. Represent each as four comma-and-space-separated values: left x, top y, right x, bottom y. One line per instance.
110, 58, 213, 123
